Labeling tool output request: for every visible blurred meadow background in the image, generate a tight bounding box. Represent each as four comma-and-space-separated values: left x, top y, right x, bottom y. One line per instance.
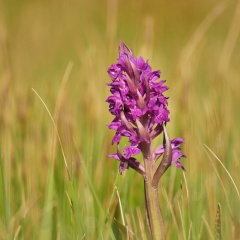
0, 0, 240, 239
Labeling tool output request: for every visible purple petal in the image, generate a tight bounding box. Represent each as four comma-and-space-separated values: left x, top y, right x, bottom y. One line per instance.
147, 70, 161, 82
123, 145, 141, 159
112, 133, 122, 144
132, 57, 151, 72
154, 144, 165, 155
172, 149, 186, 164
130, 107, 142, 120
175, 161, 186, 171
153, 106, 170, 125
108, 64, 122, 80
108, 121, 121, 130
171, 138, 185, 147
108, 153, 120, 160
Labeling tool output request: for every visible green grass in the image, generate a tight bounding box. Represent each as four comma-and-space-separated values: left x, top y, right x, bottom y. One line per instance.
0, 0, 240, 239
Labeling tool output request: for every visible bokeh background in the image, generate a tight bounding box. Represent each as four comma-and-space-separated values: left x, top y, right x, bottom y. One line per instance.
0, 0, 240, 239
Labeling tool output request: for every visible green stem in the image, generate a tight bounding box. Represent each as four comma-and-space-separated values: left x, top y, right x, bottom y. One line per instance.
141, 143, 165, 240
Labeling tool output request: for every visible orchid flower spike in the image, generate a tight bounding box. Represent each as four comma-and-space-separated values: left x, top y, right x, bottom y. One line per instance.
107, 42, 186, 176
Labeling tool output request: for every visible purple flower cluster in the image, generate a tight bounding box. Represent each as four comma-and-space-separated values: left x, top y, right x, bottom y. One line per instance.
106, 42, 185, 174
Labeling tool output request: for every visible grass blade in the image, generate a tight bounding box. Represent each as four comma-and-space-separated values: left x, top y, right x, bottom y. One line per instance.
0, 157, 10, 231
204, 144, 240, 201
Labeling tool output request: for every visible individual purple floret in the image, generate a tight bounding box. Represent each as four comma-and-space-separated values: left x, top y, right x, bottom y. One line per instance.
106, 42, 185, 175
154, 138, 186, 171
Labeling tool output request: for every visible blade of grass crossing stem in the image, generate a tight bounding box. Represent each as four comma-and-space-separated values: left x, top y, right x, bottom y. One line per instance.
0, 157, 10, 231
